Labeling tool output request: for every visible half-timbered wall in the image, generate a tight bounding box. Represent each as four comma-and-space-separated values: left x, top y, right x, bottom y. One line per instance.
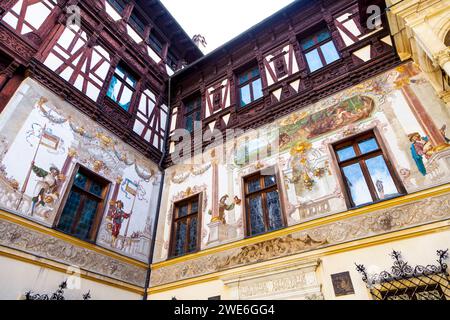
167, 0, 395, 167
154, 61, 450, 280
0, 0, 202, 165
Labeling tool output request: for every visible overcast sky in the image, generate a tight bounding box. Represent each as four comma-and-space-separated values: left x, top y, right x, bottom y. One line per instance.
161, 0, 296, 54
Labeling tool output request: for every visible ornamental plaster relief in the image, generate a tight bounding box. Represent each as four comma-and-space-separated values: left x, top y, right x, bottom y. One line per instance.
0, 218, 147, 287
223, 260, 322, 300
150, 190, 450, 286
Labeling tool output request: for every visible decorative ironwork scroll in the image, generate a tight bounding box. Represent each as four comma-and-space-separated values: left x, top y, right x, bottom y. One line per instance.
355, 249, 450, 300
24, 280, 91, 300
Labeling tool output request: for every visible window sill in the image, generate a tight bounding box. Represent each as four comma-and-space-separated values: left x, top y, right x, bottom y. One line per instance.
348, 193, 406, 211
307, 58, 342, 76
235, 97, 265, 113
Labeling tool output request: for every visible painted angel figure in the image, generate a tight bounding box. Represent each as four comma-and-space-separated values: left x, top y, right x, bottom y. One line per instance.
31, 164, 62, 215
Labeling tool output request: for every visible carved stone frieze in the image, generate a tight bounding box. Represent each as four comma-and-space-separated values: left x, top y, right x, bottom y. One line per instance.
150, 191, 450, 287
0, 218, 147, 287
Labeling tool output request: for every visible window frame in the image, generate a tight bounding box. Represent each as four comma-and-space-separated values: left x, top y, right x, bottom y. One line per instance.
182, 95, 202, 133
106, 64, 138, 112
169, 194, 202, 258
148, 32, 165, 57
331, 130, 405, 209
300, 28, 340, 73
242, 169, 286, 237
106, 0, 126, 15
55, 164, 110, 242
237, 65, 264, 108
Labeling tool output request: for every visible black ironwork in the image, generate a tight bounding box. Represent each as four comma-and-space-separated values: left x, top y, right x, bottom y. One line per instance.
355, 249, 449, 300
25, 280, 92, 300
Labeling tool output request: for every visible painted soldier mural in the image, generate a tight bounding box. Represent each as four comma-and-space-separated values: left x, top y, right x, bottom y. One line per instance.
108, 200, 131, 248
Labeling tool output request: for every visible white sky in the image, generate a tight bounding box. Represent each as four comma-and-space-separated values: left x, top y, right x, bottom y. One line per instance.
161, 0, 296, 54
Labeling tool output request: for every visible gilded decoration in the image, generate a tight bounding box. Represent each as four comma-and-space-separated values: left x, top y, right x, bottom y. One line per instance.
170, 163, 212, 184
150, 190, 450, 286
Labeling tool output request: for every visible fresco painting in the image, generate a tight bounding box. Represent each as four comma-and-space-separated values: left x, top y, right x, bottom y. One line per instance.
0, 79, 160, 262
155, 62, 450, 258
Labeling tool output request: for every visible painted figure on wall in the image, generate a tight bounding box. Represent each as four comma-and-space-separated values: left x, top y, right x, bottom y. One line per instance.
441, 125, 450, 143
408, 133, 433, 176
108, 200, 131, 248
217, 195, 241, 224
30, 164, 63, 215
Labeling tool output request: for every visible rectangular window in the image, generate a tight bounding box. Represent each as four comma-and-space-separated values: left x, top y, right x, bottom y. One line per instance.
107, 64, 137, 111
57, 166, 109, 242
149, 33, 164, 56
300, 29, 340, 72
333, 131, 404, 208
238, 66, 263, 107
170, 195, 200, 257
106, 0, 126, 15
166, 50, 178, 72
183, 95, 202, 133
244, 171, 284, 237
128, 9, 146, 35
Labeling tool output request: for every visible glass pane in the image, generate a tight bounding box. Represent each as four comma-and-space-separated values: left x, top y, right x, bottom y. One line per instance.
336, 146, 356, 162
247, 178, 261, 193
89, 181, 103, 197
194, 110, 201, 121
305, 49, 323, 72
317, 30, 331, 43
240, 84, 252, 107
238, 72, 249, 85
249, 195, 265, 236
74, 172, 87, 190
107, 76, 120, 101
118, 86, 133, 111
266, 190, 283, 231
174, 220, 187, 256
320, 41, 340, 65
125, 74, 137, 88
185, 114, 193, 133
264, 175, 276, 187
358, 138, 379, 154
57, 191, 81, 233
301, 38, 316, 51
74, 198, 98, 240
251, 67, 260, 78
342, 163, 373, 206
188, 217, 197, 253
191, 200, 198, 213
178, 204, 188, 218
365, 155, 399, 200
252, 78, 263, 101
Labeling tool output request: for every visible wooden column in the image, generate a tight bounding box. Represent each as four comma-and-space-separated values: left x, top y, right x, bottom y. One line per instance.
0, 63, 23, 113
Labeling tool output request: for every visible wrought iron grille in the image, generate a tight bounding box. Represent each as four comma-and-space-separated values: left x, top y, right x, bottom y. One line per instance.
25, 280, 91, 300
356, 249, 450, 300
